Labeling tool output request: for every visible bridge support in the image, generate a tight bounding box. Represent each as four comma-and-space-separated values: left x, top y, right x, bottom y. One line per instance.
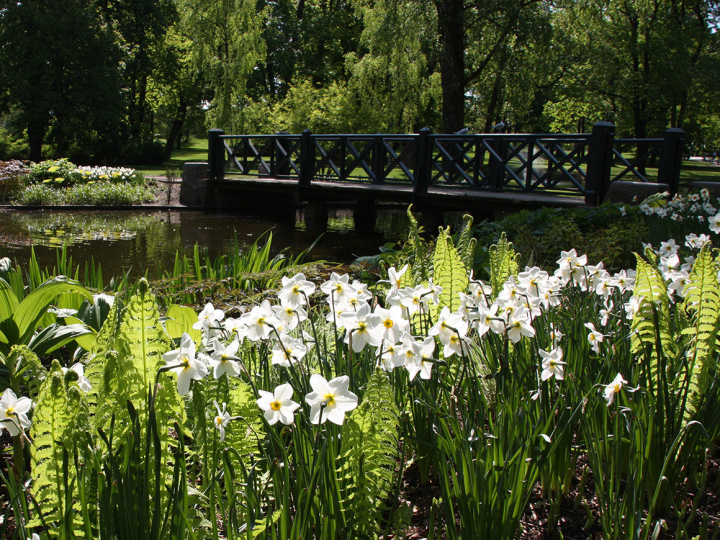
354, 200, 377, 234
304, 201, 328, 231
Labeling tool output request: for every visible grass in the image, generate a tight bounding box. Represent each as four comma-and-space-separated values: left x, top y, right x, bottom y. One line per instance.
130, 138, 209, 178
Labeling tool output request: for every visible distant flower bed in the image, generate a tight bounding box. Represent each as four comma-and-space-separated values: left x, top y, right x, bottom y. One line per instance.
0, 159, 30, 200
17, 182, 154, 205
26, 158, 145, 187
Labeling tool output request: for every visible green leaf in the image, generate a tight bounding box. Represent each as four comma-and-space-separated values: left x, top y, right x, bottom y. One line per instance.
14, 276, 92, 345
432, 227, 469, 312
0, 277, 19, 324
28, 323, 93, 356
165, 304, 202, 343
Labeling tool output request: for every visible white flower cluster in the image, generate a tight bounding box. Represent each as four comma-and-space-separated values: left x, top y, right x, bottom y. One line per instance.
638, 189, 720, 228
74, 166, 139, 184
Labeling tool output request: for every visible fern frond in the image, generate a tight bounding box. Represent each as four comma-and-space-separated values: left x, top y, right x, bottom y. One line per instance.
30, 364, 71, 528
406, 205, 432, 284
339, 370, 400, 537
456, 214, 477, 272
631, 250, 677, 380
433, 227, 469, 313
680, 243, 720, 420
489, 232, 518, 299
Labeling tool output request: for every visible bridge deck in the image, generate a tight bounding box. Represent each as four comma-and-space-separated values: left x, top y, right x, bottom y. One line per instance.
215, 176, 585, 211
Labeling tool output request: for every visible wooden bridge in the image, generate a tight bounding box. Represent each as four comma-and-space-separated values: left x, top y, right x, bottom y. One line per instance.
204, 122, 684, 227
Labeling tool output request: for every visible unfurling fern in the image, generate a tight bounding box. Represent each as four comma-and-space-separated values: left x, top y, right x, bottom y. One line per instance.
680, 243, 720, 420
455, 214, 477, 272
489, 232, 518, 299
631, 248, 677, 376
339, 370, 400, 538
433, 227, 469, 313
405, 204, 432, 284
30, 361, 90, 530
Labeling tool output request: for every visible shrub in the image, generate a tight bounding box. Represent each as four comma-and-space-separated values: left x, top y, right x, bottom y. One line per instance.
16, 182, 154, 205
0, 159, 30, 201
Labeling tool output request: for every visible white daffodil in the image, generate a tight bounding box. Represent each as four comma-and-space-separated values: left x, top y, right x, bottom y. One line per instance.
272, 304, 308, 331
240, 300, 280, 341
271, 334, 308, 367
709, 212, 720, 234
659, 239, 679, 257
278, 273, 316, 308
320, 272, 355, 303
376, 339, 404, 371
257, 383, 301, 425
213, 401, 231, 441
585, 322, 604, 354
428, 307, 468, 346
208, 338, 241, 379
473, 302, 502, 337
61, 363, 92, 392
340, 303, 382, 353
369, 305, 408, 343
193, 303, 225, 330
351, 280, 373, 302
305, 374, 358, 425
415, 337, 437, 380
162, 333, 209, 395
0, 389, 32, 436
604, 373, 627, 405
387, 264, 409, 289
223, 317, 247, 342
399, 285, 431, 315
506, 307, 536, 343
539, 347, 565, 381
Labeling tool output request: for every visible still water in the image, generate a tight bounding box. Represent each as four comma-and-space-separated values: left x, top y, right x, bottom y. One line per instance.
0, 207, 413, 280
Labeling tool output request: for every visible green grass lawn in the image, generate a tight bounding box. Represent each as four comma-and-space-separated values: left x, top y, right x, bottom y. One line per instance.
130, 138, 208, 178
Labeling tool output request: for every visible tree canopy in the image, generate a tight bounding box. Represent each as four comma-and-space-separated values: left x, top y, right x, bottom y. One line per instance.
1, 0, 719, 163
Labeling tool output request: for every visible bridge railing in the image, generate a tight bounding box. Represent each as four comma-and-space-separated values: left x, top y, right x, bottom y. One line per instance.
208, 122, 685, 206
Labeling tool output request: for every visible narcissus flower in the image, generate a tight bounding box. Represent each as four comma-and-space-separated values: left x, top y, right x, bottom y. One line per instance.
207, 338, 242, 379
162, 333, 209, 395
539, 347, 565, 381
305, 374, 358, 425
278, 273, 316, 308
257, 384, 300, 425
213, 401, 231, 441
0, 389, 32, 436
604, 373, 627, 405
585, 322, 604, 354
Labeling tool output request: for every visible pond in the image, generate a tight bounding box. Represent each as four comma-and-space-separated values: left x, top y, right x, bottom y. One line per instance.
0, 206, 414, 280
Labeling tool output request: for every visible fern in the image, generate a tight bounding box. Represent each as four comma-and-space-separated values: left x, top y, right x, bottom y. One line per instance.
338, 370, 400, 538
405, 205, 432, 284
680, 243, 720, 420
433, 227, 469, 313
631, 248, 677, 376
489, 232, 518, 299
455, 214, 477, 272
30, 363, 71, 528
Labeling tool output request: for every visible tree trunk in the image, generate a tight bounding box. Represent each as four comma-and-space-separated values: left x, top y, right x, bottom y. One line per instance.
28, 119, 46, 162
435, 0, 465, 133
165, 97, 188, 160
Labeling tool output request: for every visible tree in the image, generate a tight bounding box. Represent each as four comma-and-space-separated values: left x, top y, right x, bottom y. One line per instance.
0, 0, 123, 161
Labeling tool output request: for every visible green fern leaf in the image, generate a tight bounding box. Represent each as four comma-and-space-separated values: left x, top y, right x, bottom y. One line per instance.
488, 232, 518, 299
339, 369, 400, 537
30, 363, 71, 528
631, 250, 677, 373
433, 227, 469, 313
680, 243, 720, 420
456, 214, 477, 271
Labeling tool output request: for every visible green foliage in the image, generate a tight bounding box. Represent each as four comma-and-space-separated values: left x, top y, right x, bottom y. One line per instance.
488, 232, 518, 299
339, 370, 400, 538
16, 182, 154, 206
631, 248, 677, 361
455, 214, 477, 272
30, 362, 90, 529
681, 243, 720, 420
433, 227, 469, 312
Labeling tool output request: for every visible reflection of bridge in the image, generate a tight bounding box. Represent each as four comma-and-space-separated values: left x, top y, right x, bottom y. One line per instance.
205, 122, 684, 228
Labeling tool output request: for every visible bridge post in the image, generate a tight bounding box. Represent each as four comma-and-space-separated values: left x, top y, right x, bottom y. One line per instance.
207, 128, 225, 208
657, 128, 685, 196
488, 125, 507, 190
413, 127, 432, 200
372, 135, 385, 183
208, 129, 225, 181
585, 121, 615, 206
299, 129, 314, 190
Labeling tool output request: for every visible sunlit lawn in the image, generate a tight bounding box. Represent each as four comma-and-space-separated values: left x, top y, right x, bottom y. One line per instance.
130, 138, 209, 178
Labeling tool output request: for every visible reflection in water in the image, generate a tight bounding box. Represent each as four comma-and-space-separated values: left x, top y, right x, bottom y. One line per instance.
0, 207, 411, 279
